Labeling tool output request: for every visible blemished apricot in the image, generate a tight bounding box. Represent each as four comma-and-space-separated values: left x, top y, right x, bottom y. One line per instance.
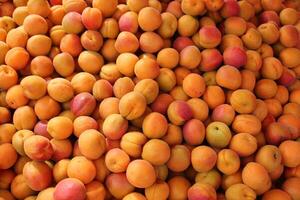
255, 145, 282, 173
258, 22, 280, 45
5, 85, 29, 109
78, 129, 106, 160
158, 12, 177, 39
54, 178, 86, 200
0, 65, 18, 90
216, 65, 242, 90
23, 160, 53, 191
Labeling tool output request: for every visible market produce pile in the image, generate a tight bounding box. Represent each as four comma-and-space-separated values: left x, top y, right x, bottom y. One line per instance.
1, 0, 300, 199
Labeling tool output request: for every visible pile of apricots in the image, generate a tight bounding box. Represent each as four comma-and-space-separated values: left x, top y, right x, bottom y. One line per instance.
0, 0, 300, 199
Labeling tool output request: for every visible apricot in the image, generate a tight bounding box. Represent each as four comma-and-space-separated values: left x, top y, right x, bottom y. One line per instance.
168, 176, 190, 200
5, 85, 29, 110
115, 31, 139, 53
255, 79, 278, 99
30, 56, 54, 78
138, 7, 161, 32
223, 47, 247, 68
67, 156, 96, 184
187, 182, 217, 200
242, 162, 271, 194
216, 65, 241, 90
203, 85, 226, 109
225, 183, 256, 200
220, 0, 240, 18
182, 119, 205, 145
279, 140, 300, 168
255, 145, 282, 173
26, 35, 52, 56
120, 131, 147, 158
118, 11, 138, 33
92, 0, 117, 17
134, 79, 159, 104
47, 78, 74, 103
158, 12, 178, 39
13, 106, 37, 130
60, 34, 82, 57
47, 116, 73, 140
23, 161, 53, 191
229, 132, 258, 157
105, 173, 134, 199
85, 181, 106, 200
199, 48, 223, 72
126, 159, 156, 188
141, 139, 170, 166
0, 65, 18, 90
54, 178, 86, 200
282, 177, 300, 200
123, 192, 147, 200
263, 189, 292, 200
70, 92, 97, 117
167, 100, 193, 125
12, 130, 33, 156
102, 114, 128, 140
258, 22, 280, 45
191, 146, 217, 173
280, 8, 298, 25
139, 31, 164, 53
181, 0, 205, 16
23, 14, 48, 36
10, 174, 35, 199
119, 91, 147, 120
199, 25, 222, 48
0, 143, 17, 169
50, 139, 72, 162
230, 89, 256, 114
5, 47, 29, 70
167, 145, 191, 172
80, 30, 103, 51
105, 148, 130, 173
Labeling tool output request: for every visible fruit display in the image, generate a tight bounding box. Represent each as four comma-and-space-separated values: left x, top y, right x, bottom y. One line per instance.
0, 0, 300, 199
